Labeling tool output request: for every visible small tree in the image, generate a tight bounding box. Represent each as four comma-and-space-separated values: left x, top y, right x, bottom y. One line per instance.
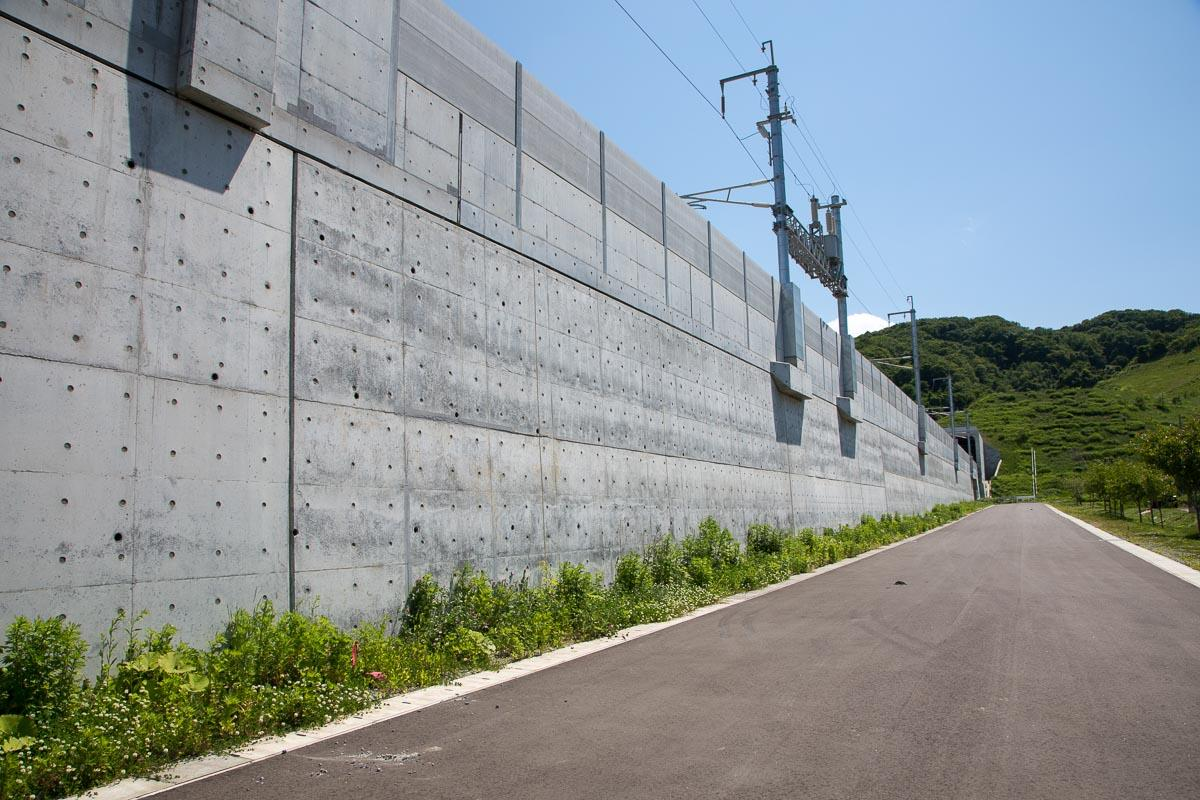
1063, 474, 1086, 504
1137, 465, 1173, 526
1107, 459, 1143, 518
1083, 461, 1111, 510
1137, 416, 1200, 537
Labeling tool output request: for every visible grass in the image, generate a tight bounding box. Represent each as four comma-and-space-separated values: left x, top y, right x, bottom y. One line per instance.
1050, 499, 1200, 570
0, 502, 985, 800
964, 348, 1200, 496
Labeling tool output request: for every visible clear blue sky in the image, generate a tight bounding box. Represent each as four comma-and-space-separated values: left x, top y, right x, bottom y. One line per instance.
444, 0, 1198, 332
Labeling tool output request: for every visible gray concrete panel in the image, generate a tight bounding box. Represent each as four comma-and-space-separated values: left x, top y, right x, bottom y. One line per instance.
294, 238, 400, 341
5, 0, 182, 88
745, 255, 775, 319
461, 113, 517, 223
748, 308, 775, 362
521, 70, 601, 200
664, 190, 709, 271
603, 138, 663, 244
709, 227, 745, 300
296, 1, 390, 153
521, 156, 602, 242
291, 483, 404, 572
394, 0, 516, 142
402, 78, 459, 194
822, 322, 840, 367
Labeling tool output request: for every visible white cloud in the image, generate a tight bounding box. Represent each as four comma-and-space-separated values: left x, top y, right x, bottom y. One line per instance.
846, 312, 889, 337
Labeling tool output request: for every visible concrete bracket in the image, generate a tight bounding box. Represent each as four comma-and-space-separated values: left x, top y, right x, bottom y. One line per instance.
836, 396, 859, 423
770, 361, 812, 400
177, 0, 277, 129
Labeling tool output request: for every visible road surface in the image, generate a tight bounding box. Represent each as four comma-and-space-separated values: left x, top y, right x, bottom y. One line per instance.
162, 504, 1200, 799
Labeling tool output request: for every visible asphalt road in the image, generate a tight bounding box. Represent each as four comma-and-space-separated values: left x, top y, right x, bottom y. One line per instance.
163, 504, 1200, 799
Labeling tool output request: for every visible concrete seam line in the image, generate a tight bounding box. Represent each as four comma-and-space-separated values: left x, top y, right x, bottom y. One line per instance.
65, 509, 986, 800
1044, 504, 1200, 590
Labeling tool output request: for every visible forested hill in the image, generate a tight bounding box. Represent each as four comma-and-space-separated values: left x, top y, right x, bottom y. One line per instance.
856, 309, 1200, 495
855, 309, 1200, 410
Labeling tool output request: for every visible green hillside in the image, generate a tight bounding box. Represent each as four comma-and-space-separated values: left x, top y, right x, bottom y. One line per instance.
967, 349, 1200, 495
856, 309, 1200, 409
855, 309, 1200, 496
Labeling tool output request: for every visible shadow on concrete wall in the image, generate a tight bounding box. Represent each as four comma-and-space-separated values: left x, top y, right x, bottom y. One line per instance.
772, 393, 804, 446
838, 417, 856, 459
127, 0, 252, 194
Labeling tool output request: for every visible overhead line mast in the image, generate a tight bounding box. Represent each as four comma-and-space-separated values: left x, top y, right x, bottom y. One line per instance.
706, 43, 856, 401
888, 296, 926, 467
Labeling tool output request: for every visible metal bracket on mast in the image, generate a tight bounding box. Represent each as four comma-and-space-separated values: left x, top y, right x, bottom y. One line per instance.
679, 178, 773, 210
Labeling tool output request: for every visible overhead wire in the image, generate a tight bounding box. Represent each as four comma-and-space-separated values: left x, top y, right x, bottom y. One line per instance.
691, 0, 815, 194
691, 0, 746, 71
847, 208, 907, 302
849, 288, 877, 319
698, 0, 894, 316
615, 0, 894, 325
610, 0, 768, 181
780, 87, 907, 300
726, 0, 762, 48
845, 234, 899, 311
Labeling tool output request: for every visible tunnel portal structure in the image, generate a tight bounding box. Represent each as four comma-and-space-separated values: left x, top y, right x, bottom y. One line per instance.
0, 0, 972, 645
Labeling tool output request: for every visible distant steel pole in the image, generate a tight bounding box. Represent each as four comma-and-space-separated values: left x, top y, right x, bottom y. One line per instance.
964, 410, 979, 501
946, 375, 956, 432
1031, 448, 1037, 498
933, 375, 957, 473
888, 297, 924, 453
947, 375, 957, 472
907, 298, 922, 411
828, 196, 855, 397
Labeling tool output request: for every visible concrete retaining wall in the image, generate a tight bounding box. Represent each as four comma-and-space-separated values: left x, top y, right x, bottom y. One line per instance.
0, 0, 971, 646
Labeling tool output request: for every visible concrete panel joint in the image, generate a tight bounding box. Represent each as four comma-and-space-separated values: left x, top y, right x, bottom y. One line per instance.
514, 61, 523, 228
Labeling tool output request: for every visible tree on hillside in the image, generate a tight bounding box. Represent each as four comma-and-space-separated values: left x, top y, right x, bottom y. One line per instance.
1082, 458, 1172, 523
1084, 460, 1129, 515
1109, 460, 1144, 519
856, 309, 1200, 405
1137, 416, 1200, 536
1083, 461, 1110, 511
1139, 467, 1173, 526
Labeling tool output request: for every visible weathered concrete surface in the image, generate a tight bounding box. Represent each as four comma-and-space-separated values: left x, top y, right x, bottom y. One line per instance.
0, 1, 972, 647
154, 504, 1200, 800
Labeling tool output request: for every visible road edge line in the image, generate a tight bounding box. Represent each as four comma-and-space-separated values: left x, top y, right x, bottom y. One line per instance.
1044, 503, 1200, 590
67, 506, 987, 800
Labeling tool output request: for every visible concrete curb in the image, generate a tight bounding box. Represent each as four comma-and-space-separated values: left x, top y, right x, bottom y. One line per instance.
67, 507, 986, 800
1045, 504, 1200, 590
